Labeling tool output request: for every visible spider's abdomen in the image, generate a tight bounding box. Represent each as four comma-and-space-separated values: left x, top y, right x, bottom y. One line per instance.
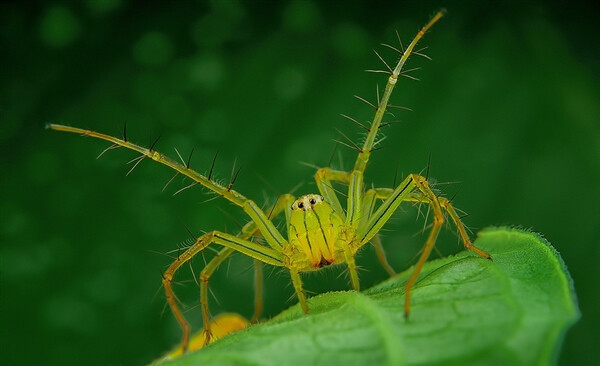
288, 194, 343, 268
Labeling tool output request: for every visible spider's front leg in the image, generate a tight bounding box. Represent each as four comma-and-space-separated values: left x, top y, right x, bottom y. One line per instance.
162, 230, 285, 353
196, 194, 295, 346
356, 173, 491, 318
321, 12, 447, 286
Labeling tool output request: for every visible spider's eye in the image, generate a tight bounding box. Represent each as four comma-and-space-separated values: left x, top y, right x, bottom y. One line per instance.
309, 198, 316, 205
298, 202, 304, 209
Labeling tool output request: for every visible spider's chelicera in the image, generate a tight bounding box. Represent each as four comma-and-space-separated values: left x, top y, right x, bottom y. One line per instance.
49, 9, 491, 354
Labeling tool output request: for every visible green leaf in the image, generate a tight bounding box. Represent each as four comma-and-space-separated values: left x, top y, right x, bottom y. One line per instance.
155, 227, 579, 366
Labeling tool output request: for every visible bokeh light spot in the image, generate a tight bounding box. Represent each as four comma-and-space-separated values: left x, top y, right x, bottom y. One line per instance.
282, 0, 321, 33
85, 268, 123, 304
273, 66, 307, 100
332, 23, 369, 59
133, 31, 173, 67
190, 1, 245, 48
86, 0, 123, 16
188, 53, 224, 92
39, 5, 81, 48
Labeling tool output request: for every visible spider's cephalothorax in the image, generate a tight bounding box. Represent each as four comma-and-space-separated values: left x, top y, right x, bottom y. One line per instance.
49, 9, 492, 355
287, 194, 344, 268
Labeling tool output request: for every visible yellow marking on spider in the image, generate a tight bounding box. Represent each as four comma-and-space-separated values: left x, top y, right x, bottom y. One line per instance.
48, 9, 492, 356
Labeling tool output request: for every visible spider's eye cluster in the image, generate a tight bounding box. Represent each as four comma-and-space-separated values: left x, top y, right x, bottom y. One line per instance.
292, 195, 324, 211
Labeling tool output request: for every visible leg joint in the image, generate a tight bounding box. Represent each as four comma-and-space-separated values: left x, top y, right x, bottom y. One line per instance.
199, 271, 210, 283
433, 212, 444, 225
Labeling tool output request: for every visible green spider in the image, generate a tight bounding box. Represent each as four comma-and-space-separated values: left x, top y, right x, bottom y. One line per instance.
49, 10, 490, 354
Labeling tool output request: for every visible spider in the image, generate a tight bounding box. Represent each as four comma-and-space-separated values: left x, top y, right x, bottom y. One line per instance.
49, 9, 491, 354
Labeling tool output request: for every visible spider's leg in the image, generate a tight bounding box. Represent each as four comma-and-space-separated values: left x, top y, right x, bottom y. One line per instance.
290, 268, 308, 313
197, 194, 295, 347
356, 174, 490, 318
404, 194, 491, 259
251, 259, 263, 323
372, 235, 396, 277
359, 187, 397, 276
358, 176, 420, 245
197, 253, 266, 345
362, 187, 398, 275
199, 247, 235, 346
356, 174, 439, 319
339, 240, 360, 291
314, 167, 351, 219
163, 230, 284, 353
314, 167, 364, 288
352, 10, 445, 174
48, 124, 289, 252
337, 10, 445, 289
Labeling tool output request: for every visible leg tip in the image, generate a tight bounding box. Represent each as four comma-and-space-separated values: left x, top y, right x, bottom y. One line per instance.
202, 329, 213, 346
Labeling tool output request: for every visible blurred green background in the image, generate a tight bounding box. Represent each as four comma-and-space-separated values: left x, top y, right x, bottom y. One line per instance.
1, 1, 598, 365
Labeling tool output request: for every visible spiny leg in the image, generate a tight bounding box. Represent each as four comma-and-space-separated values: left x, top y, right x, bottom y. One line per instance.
360, 186, 490, 259
352, 10, 445, 174
401, 175, 444, 318
197, 253, 265, 345
372, 235, 396, 277
289, 268, 308, 314
363, 174, 444, 318
251, 259, 263, 323
199, 247, 235, 346
163, 230, 284, 352
315, 11, 446, 287
357, 174, 490, 318
311, 12, 445, 292
47, 124, 288, 253
314, 167, 351, 219
49, 123, 296, 345
339, 240, 360, 291
405, 194, 491, 260
362, 188, 396, 276
196, 194, 294, 347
